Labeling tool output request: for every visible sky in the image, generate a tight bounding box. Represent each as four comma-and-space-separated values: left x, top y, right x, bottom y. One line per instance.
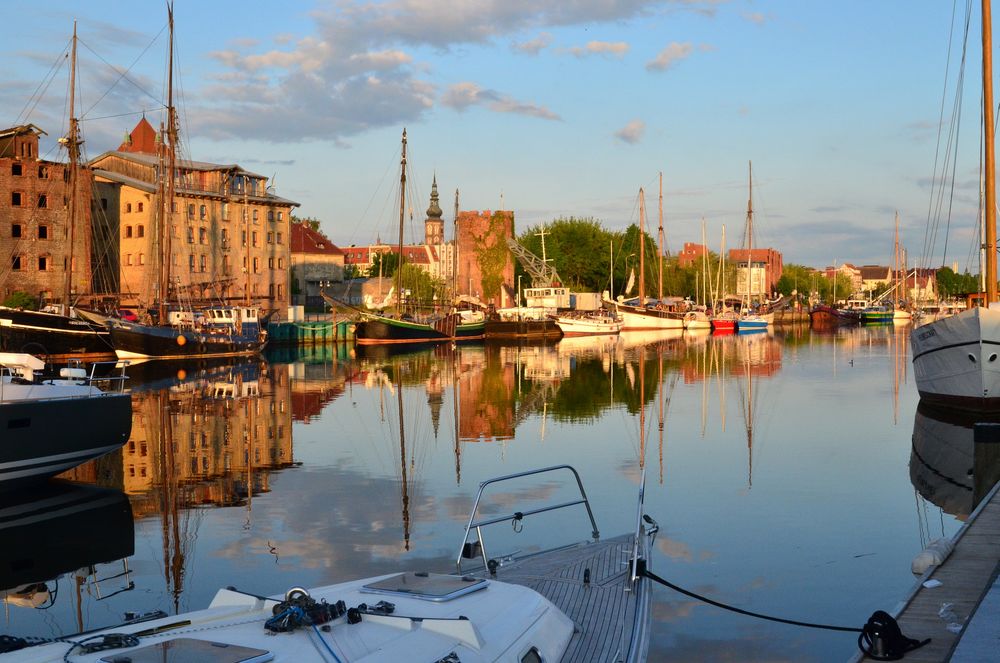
0, 1, 989, 270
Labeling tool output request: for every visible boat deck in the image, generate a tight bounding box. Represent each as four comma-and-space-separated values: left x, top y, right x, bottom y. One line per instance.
881, 480, 1000, 661
470, 533, 646, 663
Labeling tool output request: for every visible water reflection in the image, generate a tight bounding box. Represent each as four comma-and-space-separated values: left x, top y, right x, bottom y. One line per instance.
910, 401, 1000, 520
11, 326, 976, 660
0, 482, 133, 624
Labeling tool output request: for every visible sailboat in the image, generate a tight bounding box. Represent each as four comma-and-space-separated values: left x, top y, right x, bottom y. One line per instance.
605, 179, 685, 330
353, 130, 486, 345
736, 162, 774, 332
0, 26, 115, 362
710, 224, 739, 332
911, 0, 1000, 410
683, 220, 712, 329
86, 5, 268, 360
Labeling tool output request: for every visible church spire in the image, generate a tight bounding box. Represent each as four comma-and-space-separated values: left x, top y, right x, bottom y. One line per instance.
426, 174, 443, 220
424, 174, 444, 245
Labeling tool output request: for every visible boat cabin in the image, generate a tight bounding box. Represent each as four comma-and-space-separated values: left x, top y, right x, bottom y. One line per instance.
524, 286, 571, 309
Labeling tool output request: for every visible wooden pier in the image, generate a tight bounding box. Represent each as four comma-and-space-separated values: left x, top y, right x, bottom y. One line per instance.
880, 434, 1000, 662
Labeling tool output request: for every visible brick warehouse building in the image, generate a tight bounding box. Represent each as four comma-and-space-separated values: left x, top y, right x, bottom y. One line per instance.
89, 118, 299, 318
0, 124, 95, 305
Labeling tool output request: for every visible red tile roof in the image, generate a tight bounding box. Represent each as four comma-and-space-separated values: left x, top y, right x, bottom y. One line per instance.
291, 223, 343, 255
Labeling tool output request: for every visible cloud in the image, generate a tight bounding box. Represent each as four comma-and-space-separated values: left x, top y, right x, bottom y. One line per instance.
512, 32, 553, 55
179, 1, 724, 142
614, 118, 645, 144
568, 40, 630, 58
646, 42, 694, 71
441, 82, 560, 120
742, 11, 769, 25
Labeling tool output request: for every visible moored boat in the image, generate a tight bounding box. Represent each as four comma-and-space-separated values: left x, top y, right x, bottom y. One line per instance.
810, 304, 861, 327
355, 310, 486, 344
552, 310, 622, 336
0, 352, 131, 488
484, 307, 563, 340
861, 305, 894, 325
0, 465, 657, 663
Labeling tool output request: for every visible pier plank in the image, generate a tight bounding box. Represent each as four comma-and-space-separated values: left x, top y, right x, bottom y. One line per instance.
881, 483, 1000, 662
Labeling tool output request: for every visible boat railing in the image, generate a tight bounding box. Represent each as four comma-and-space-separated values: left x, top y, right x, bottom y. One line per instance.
87, 360, 130, 393
628, 469, 658, 586
456, 464, 600, 574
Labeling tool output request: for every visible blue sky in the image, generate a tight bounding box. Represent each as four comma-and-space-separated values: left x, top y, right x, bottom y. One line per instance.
0, 1, 987, 269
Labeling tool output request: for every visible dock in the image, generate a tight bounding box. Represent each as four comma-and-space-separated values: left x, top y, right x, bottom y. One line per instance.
872, 425, 1000, 662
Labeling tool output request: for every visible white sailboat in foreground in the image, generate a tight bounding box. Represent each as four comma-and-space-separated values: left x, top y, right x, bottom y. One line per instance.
911, 0, 1000, 410
3, 465, 657, 663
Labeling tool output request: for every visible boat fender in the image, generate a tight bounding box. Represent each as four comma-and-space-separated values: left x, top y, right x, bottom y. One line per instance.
176, 335, 186, 346
911, 538, 954, 575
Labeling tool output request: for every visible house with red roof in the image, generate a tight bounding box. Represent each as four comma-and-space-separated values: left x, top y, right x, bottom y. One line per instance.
290, 222, 344, 307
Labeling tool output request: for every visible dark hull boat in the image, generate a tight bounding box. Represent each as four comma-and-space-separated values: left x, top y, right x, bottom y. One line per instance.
484, 317, 563, 340
809, 305, 860, 328
0, 307, 115, 362
0, 353, 131, 488
354, 312, 486, 345
108, 321, 265, 360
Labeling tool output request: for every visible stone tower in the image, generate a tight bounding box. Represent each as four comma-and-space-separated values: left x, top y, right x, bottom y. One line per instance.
424, 175, 444, 246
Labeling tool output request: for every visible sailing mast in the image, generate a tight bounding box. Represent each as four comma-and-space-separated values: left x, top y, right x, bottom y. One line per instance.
744, 161, 753, 310
156, 3, 177, 325
395, 129, 407, 316
658, 174, 664, 301
638, 188, 646, 304
984, 0, 997, 303
62, 22, 80, 315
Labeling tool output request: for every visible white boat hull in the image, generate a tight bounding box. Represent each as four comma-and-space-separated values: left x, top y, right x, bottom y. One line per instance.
615, 306, 683, 330
553, 316, 622, 336
910, 306, 1000, 410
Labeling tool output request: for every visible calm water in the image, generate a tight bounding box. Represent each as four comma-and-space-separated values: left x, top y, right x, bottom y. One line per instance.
3, 324, 994, 661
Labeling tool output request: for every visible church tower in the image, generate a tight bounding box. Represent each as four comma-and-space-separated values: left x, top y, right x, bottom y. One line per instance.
424, 175, 444, 246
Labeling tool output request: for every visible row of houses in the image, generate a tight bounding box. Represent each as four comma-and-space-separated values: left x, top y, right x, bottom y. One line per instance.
823, 263, 937, 303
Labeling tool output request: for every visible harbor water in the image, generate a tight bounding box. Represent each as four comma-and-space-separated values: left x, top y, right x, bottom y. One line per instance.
2, 324, 989, 661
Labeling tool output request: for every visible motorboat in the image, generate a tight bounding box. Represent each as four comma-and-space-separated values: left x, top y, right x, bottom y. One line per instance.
0, 352, 131, 488
0, 465, 657, 662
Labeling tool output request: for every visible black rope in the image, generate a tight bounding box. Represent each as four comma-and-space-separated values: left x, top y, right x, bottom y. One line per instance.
640, 565, 860, 632
638, 563, 931, 660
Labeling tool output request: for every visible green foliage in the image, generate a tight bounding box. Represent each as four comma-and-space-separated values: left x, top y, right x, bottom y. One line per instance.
775, 264, 814, 296
368, 252, 400, 278
290, 214, 321, 232
517, 217, 613, 291
2, 291, 37, 309
473, 212, 510, 301
935, 267, 980, 298
398, 263, 446, 309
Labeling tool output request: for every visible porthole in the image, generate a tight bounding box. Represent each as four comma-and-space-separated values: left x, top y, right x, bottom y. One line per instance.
990, 354, 998, 362
968, 353, 977, 363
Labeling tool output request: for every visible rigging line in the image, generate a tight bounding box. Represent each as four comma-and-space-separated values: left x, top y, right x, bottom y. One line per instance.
929, 3, 971, 270
81, 108, 168, 123
79, 23, 168, 118
77, 37, 164, 108
922, 0, 964, 269
15, 37, 72, 126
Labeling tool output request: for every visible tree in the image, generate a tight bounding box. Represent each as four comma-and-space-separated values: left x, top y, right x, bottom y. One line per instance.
935, 267, 980, 299
368, 251, 400, 278
2, 291, 37, 309
290, 214, 321, 232
517, 217, 615, 291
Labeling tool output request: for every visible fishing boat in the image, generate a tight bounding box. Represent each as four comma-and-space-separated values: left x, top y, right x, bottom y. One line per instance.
0, 30, 115, 362
0, 352, 130, 488
0, 465, 657, 663
551, 310, 622, 336
911, 0, 1000, 410
354, 130, 486, 345
82, 305, 269, 360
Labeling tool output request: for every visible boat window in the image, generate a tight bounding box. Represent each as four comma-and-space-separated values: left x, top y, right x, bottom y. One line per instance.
521, 648, 542, 663
361, 572, 487, 602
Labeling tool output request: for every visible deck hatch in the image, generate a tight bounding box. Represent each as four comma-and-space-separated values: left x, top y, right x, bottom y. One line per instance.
361, 572, 487, 602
